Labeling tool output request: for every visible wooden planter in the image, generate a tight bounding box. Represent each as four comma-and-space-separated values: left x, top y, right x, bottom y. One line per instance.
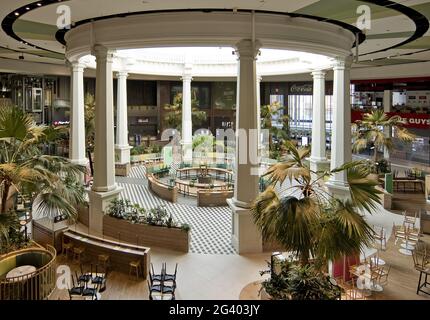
103, 215, 190, 252
115, 163, 130, 177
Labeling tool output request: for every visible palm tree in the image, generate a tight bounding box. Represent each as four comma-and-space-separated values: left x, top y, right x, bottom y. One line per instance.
163, 92, 207, 131
261, 102, 289, 159
352, 109, 416, 162
84, 93, 96, 175
0, 106, 87, 221
252, 140, 381, 267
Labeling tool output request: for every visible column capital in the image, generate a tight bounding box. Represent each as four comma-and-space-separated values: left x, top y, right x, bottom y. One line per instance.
92, 45, 115, 63
257, 75, 263, 83
68, 59, 86, 72
181, 75, 193, 82
116, 71, 129, 78
311, 70, 327, 78
332, 55, 353, 70
235, 39, 262, 60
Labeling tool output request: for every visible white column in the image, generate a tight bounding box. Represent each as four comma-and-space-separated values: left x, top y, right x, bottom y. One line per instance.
327, 56, 353, 197
181, 65, 193, 164
88, 45, 122, 236
309, 70, 329, 173
227, 39, 262, 254
69, 61, 87, 166
115, 71, 132, 165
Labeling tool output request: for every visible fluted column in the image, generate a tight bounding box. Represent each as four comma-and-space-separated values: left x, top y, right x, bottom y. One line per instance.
327, 56, 353, 196
181, 65, 193, 164
69, 61, 87, 167
309, 70, 328, 173
227, 39, 262, 254
115, 71, 131, 164
88, 45, 122, 236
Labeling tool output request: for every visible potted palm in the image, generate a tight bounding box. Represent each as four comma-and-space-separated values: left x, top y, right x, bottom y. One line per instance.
252, 141, 382, 299
352, 109, 415, 164
0, 106, 87, 253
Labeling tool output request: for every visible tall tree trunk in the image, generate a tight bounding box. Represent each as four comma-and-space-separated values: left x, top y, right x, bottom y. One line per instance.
373, 147, 378, 163
87, 150, 94, 177
1, 182, 11, 214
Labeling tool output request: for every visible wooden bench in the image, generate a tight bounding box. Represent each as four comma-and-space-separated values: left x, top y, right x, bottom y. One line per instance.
197, 190, 233, 207
63, 229, 151, 279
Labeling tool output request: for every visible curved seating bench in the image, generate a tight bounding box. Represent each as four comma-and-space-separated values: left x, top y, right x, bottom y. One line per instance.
0, 245, 57, 300
147, 174, 178, 203
63, 229, 151, 278
197, 190, 234, 207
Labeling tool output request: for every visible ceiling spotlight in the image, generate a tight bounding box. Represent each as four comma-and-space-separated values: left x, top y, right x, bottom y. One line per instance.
14, 12, 20, 16
26, 7, 30, 10
37, 3, 42, 6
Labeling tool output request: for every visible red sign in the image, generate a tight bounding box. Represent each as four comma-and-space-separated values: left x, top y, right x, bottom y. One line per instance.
352, 111, 430, 129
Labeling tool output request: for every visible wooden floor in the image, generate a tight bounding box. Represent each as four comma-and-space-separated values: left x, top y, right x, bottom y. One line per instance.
49, 248, 271, 300
49, 191, 430, 301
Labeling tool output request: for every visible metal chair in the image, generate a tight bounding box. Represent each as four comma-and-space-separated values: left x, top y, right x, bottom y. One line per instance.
412, 245, 430, 296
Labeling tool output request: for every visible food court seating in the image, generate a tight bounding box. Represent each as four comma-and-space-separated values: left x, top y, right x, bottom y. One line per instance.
147, 263, 178, 300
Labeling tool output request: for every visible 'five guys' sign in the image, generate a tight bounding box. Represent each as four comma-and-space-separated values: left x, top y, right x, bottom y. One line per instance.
351, 111, 430, 129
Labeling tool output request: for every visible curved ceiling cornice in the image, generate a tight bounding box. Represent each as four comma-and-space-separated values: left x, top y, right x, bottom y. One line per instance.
0, 0, 430, 68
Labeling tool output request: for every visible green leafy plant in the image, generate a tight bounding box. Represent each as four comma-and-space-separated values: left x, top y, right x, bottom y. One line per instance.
106, 201, 190, 231
181, 223, 191, 232
352, 109, 415, 162
0, 106, 87, 223
163, 93, 207, 130
252, 140, 381, 266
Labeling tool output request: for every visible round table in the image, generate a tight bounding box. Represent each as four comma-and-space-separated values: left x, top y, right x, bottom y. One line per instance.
6, 265, 37, 281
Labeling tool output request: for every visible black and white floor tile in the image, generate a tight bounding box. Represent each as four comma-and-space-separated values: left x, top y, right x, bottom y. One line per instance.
117, 166, 236, 255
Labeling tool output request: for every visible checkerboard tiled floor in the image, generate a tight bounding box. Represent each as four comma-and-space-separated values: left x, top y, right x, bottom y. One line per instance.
117, 166, 236, 255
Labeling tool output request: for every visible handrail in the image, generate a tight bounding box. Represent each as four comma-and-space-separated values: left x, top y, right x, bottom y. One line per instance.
0, 244, 57, 300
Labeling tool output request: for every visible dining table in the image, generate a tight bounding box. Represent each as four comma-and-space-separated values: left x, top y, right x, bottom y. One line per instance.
6, 265, 37, 281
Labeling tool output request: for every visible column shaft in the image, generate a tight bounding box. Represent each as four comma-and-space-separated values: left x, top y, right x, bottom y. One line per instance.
181, 72, 193, 163
92, 46, 117, 192
115, 71, 131, 165
328, 57, 352, 190
69, 62, 87, 165
310, 70, 328, 173
233, 39, 261, 207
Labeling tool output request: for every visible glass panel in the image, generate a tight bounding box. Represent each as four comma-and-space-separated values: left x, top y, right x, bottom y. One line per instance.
213, 82, 236, 110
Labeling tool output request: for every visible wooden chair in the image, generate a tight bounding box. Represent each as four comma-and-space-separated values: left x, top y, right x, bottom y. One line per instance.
129, 260, 141, 280
375, 265, 391, 287
412, 247, 430, 296
72, 247, 85, 264
62, 238, 74, 258
373, 225, 387, 251
98, 254, 110, 272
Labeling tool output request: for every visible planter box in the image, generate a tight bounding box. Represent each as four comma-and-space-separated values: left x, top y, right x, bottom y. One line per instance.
115, 163, 130, 177
130, 153, 161, 163
148, 175, 178, 203
103, 215, 189, 252
77, 205, 89, 226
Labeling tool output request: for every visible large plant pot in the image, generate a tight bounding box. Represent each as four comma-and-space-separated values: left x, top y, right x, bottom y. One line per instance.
103, 215, 190, 252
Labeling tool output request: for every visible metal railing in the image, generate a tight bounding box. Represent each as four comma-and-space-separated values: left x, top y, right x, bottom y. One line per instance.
0, 245, 57, 300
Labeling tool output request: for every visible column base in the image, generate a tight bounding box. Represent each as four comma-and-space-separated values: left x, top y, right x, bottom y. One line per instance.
325, 179, 351, 200
87, 186, 123, 236
70, 158, 89, 166
115, 145, 132, 165
309, 157, 330, 173
181, 141, 193, 165
227, 198, 263, 254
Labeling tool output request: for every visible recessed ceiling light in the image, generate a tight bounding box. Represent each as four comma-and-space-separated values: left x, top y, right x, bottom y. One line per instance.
26, 7, 30, 10
37, 3, 42, 6
14, 12, 19, 16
